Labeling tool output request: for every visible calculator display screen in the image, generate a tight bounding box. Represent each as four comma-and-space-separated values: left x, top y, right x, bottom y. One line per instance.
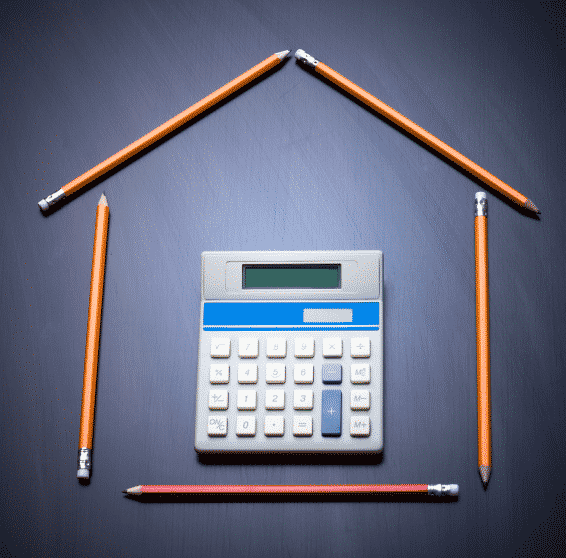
242, 264, 341, 289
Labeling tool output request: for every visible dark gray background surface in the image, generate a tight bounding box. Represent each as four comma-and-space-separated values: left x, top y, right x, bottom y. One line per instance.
1, 0, 565, 556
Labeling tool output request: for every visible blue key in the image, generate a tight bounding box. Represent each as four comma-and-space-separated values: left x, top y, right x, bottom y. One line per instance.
322, 363, 342, 384
321, 390, 342, 436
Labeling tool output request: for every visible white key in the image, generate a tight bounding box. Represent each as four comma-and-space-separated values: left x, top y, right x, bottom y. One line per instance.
323, 337, 342, 357
207, 415, 227, 436
239, 337, 259, 358
267, 338, 286, 358
236, 416, 256, 437
294, 337, 314, 358
265, 389, 285, 410
208, 390, 228, 410
209, 363, 229, 384
351, 390, 370, 410
211, 337, 230, 358
238, 363, 258, 384
350, 416, 371, 437
266, 363, 286, 384
351, 364, 370, 384
294, 389, 314, 410
294, 364, 314, 384
351, 337, 370, 358
264, 415, 285, 436
293, 415, 313, 436
237, 390, 257, 410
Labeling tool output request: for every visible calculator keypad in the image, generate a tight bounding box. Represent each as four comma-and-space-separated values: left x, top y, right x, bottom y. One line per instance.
196, 330, 382, 453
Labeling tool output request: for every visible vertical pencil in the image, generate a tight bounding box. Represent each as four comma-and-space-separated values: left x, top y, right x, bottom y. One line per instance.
77, 194, 110, 480
475, 192, 491, 488
38, 50, 289, 211
295, 49, 540, 215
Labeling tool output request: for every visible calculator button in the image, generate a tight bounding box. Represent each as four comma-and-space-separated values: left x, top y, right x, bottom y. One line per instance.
294, 337, 314, 358
321, 390, 342, 436
208, 390, 228, 410
322, 363, 342, 384
209, 363, 229, 384
351, 337, 370, 358
238, 363, 258, 384
211, 338, 230, 358
265, 389, 285, 410
293, 416, 313, 436
267, 338, 286, 358
266, 363, 286, 384
293, 389, 314, 410
350, 364, 370, 384
323, 337, 342, 357
236, 416, 256, 437
294, 364, 314, 384
351, 390, 370, 410
237, 390, 257, 410
264, 416, 285, 436
350, 416, 371, 437
239, 337, 259, 358
207, 415, 227, 436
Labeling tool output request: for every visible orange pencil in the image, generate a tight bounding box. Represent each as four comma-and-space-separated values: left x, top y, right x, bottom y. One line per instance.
123, 483, 459, 496
77, 194, 109, 480
39, 51, 290, 211
295, 49, 539, 214
475, 192, 491, 487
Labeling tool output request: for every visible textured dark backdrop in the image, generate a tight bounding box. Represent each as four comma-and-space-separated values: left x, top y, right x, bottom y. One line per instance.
1, 0, 565, 557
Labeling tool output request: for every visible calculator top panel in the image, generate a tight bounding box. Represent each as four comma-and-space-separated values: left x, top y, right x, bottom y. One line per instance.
201, 250, 382, 301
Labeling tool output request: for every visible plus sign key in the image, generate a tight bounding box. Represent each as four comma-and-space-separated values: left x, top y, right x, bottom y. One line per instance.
321, 390, 342, 436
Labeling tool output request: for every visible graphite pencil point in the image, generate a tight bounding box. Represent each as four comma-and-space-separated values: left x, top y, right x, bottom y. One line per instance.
479, 465, 491, 487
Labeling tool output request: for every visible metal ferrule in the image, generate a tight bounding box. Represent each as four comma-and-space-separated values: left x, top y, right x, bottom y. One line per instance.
38, 188, 66, 211
78, 447, 91, 471
295, 49, 319, 68
428, 484, 459, 496
475, 192, 487, 217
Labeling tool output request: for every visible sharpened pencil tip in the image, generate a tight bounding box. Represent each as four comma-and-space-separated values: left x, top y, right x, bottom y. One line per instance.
276, 50, 290, 60
479, 465, 491, 487
98, 193, 108, 206
525, 198, 540, 214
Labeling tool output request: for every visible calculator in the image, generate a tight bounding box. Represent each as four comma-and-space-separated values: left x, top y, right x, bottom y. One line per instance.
194, 250, 383, 454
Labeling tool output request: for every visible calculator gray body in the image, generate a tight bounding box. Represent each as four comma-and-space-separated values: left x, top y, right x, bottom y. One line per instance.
194, 250, 383, 454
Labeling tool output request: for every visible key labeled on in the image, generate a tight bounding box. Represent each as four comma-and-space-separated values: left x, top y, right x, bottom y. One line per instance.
321, 390, 342, 436
211, 338, 230, 358
207, 415, 227, 436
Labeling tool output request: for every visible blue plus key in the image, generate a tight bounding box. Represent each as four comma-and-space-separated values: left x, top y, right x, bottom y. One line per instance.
321, 390, 342, 436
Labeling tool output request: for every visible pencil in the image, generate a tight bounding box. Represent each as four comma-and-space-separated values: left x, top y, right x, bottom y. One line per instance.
38, 50, 290, 211
295, 49, 540, 214
77, 194, 109, 480
122, 483, 459, 496
475, 192, 491, 488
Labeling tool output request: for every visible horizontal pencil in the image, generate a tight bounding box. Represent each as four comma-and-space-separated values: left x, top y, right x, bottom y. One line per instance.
123, 483, 459, 496
39, 50, 290, 211
295, 49, 539, 214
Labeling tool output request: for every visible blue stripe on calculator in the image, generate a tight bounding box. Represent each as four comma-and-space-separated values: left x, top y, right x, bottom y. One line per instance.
321, 390, 342, 436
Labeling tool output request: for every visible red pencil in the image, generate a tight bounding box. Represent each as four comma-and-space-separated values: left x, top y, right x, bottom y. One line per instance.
123, 483, 458, 496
